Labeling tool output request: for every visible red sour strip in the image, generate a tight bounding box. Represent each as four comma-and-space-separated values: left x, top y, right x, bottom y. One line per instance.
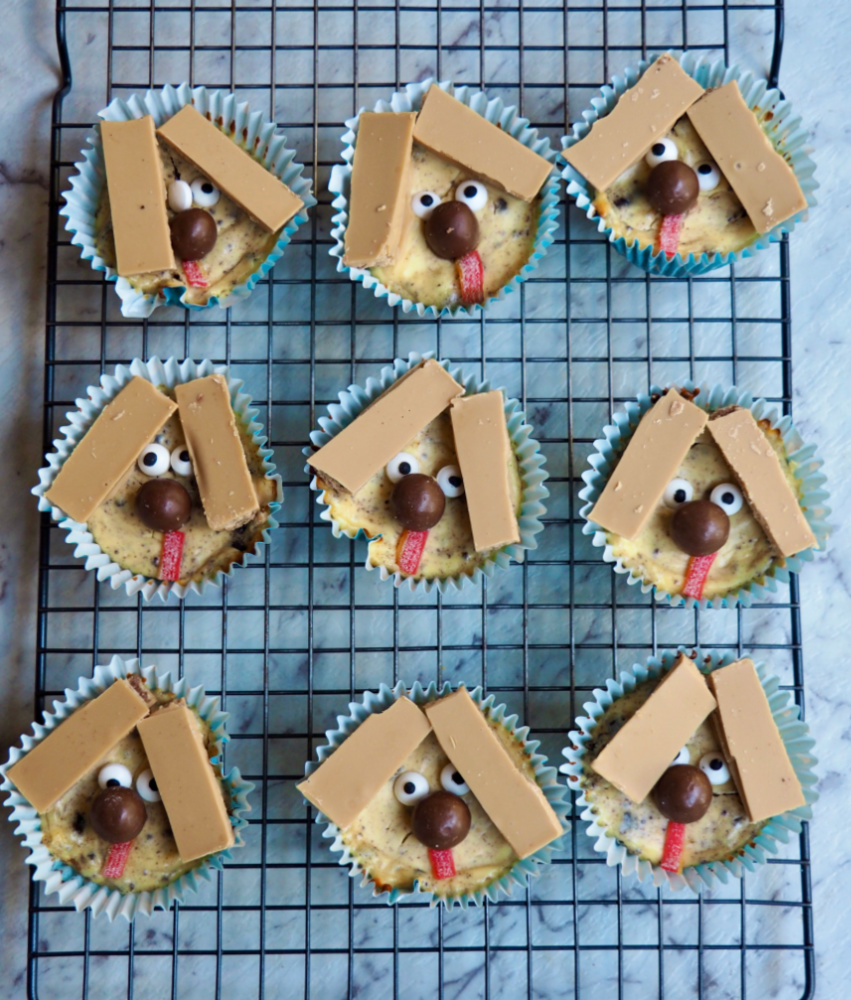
656, 213, 685, 258
456, 250, 484, 305
428, 848, 457, 880
396, 529, 429, 576
182, 259, 209, 288
681, 553, 717, 600
659, 821, 686, 873
102, 839, 134, 879
159, 530, 186, 582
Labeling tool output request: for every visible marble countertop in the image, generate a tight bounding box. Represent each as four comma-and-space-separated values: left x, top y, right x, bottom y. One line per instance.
0, 0, 848, 997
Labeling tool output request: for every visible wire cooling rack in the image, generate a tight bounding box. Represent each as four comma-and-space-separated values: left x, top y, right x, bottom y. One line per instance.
32, 1, 813, 998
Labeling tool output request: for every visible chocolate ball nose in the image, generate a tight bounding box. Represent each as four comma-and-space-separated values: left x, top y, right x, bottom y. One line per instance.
424, 201, 480, 260
652, 764, 712, 824
412, 791, 472, 850
669, 499, 730, 556
392, 474, 446, 531
646, 160, 699, 215
136, 478, 192, 533
169, 207, 217, 260
89, 786, 147, 843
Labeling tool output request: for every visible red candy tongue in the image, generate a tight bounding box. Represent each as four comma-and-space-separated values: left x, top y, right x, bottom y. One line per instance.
681, 553, 717, 600
102, 839, 134, 880
656, 213, 685, 258
659, 821, 686, 873
455, 250, 484, 305
428, 848, 457, 880
182, 259, 209, 288
159, 529, 186, 582
396, 529, 429, 576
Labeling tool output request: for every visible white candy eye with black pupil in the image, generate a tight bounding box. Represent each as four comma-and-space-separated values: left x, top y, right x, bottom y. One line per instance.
436, 465, 464, 498
191, 177, 220, 208
671, 746, 690, 766
135, 768, 161, 802
170, 445, 192, 477
412, 191, 440, 219
663, 477, 694, 508
455, 180, 488, 212
168, 178, 193, 213
699, 753, 730, 786
710, 482, 743, 516
98, 763, 133, 790
645, 137, 679, 167
440, 762, 470, 796
137, 442, 170, 477
393, 771, 430, 806
696, 162, 721, 192
386, 451, 420, 483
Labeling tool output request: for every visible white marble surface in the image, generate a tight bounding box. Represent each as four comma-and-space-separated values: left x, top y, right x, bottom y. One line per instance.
0, 0, 849, 997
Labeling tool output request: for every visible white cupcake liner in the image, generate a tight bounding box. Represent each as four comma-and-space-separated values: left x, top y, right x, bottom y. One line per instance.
302, 681, 569, 908
579, 381, 830, 608
0, 655, 253, 921
33, 356, 283, 602
560, 648, 818, 892
328, 78, 560, 316
60, 83, 315, 317
561, 52, 818, 277
304, 352, 549, 594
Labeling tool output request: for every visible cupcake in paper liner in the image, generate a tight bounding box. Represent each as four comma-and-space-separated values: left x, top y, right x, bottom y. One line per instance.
561, 52, 817, 277
298, 681, 569, 907
0, 655, 252, 921
328, 78, 559, 316
61, 83, 315, 317
579, 381, 829, 608
33, 356, 282, 602
560, 649, 817, 892
304, 352, 548, 594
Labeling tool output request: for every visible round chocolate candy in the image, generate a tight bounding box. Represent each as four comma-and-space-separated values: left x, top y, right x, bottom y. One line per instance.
646, 160, 699, 216
392, 473, 446, 531
135, 478, 192, 533
669, 499, 730, 556
424, 200, 480, 260
652, 764, 713, 825
411, 790, 472, 850
89, 785, 148, 843
169, 207, 218, 261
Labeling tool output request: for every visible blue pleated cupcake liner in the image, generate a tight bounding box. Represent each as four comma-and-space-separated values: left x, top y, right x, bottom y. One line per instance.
579, 381, 830, 608
328, 78, 560, 316
302, 680, 570, 907
0, 655, 253, 921
560, 52, 818, 277
60, 83, 315, 316
305, 352, 549, 593
560, 648, 817, 892
33, 356, 283, 602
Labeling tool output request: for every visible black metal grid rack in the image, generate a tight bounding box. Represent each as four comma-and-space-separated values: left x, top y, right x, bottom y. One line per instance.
32, 1, 812, 997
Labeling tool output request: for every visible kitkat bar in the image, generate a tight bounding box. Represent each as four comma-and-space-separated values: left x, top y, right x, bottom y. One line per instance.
424, 688, 562, 859
174, 374, 259, 532
707, 658, 805, 823
296, 697, 432, 829
590, 654, 717, 804
449, 391, 519, 552
589, 389, 708, 539
563, 55, 704, 193
137, 702, 234, 862
6, 680, 151, 813
343, 112, 417, 268
687, 82, 807, 234
413, 85, 552, 203
100, 117, 176, 276
309, 360, 464, 495
157, 105, 303, 233
44, 376, 178, 524
706, 407, 816, 557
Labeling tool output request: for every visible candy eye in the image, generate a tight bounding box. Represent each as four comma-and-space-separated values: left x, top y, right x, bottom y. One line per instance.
671, 746, 690, 766
455, 180, 488, 212
663, 478, 694, 508
436, 465, 464, 498
97, 763, 133, 790
709, 482, 743, 516
393, 771, 430, 806
137, 443, 170, 477
191, 177, 220, 208
645, 137, 679, 167
386, 451, 420, 483
440, 762, 470, 796
168, 179, 193, 213
699, 753, 730, 786
696, 162, 721, 192
135, 768, 161, 803
412, 191, 441, 219
170, 445, 193, 477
